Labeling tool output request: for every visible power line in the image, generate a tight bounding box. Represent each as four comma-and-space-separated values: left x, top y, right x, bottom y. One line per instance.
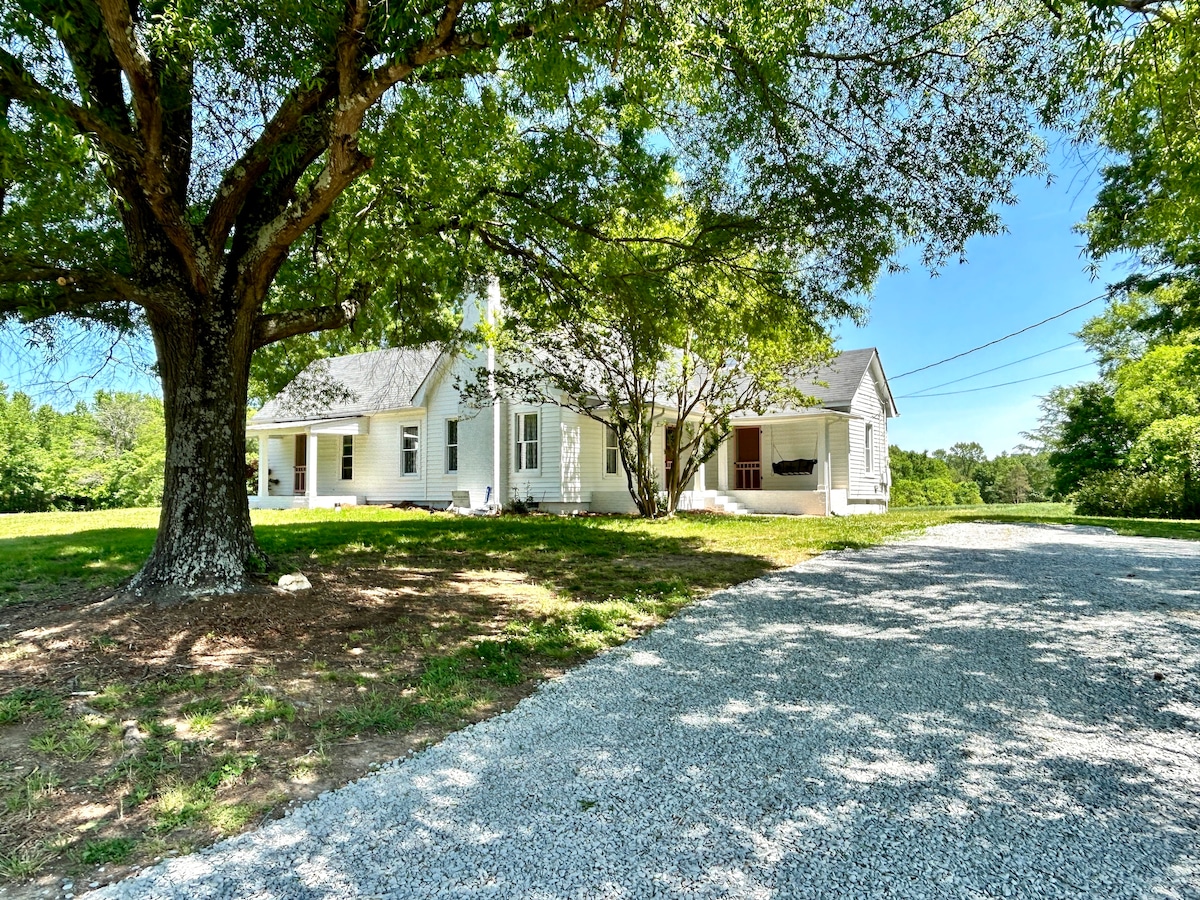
902, 341, 1080, 397
890, 294, 1105, 380
895, 362, 1095, 399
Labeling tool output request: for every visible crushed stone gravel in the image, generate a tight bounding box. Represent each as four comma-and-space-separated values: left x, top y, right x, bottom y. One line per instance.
90, 522, 1200, 899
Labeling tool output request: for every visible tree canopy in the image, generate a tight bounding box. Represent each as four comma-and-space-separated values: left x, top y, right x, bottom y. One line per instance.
1, 0, 1070, 598
1078, 0, 1200, 327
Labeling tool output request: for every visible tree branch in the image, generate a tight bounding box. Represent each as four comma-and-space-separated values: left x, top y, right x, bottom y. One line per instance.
0, 48, 139, 156
97, 0, 162, 158
239, 0, 617, 305
203, 83, 338, 255
93, 0, 205, 290
252, 293, 364, 349
0, 265, 165, 318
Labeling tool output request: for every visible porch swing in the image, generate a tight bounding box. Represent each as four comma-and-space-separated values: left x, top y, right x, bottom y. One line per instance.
770, 437, 818, 476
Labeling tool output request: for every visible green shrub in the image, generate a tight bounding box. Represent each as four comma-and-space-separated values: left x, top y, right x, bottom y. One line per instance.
890, 479, 927, 506
892, 477, 979, 507
1074, 469, 1192, 518
953, 481, 983, 505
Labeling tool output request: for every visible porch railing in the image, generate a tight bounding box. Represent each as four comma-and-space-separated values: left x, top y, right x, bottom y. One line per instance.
735, 461, 761, 490
293, 465, 307, 494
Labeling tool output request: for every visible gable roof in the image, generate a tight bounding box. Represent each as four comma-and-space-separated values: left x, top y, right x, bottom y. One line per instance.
803, 347, 897, 416
251, 345, 444, 425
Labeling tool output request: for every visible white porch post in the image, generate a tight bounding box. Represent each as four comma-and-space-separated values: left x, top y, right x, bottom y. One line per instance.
488, 276, 503, 510
306, 429, 318, 504
819, 419, 831, 516
717, 439, 729, 491
257, 434, 270, 500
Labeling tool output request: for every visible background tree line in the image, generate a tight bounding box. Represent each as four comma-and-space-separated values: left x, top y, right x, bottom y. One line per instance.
0, 385, 164, 513
889, 442, 1057, 508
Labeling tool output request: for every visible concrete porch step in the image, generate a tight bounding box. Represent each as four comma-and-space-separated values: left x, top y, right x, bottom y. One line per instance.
710, 492, 748, 515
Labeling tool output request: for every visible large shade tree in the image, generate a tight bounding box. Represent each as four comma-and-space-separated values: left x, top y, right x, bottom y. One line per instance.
1, 0, 1066, 600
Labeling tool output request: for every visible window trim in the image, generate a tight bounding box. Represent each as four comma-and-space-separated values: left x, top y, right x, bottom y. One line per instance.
514, 411, 539, 473
401, 424, 420, 477
865, 423, 875, 474
340, 434, 354, 481
446, 419, 459, 474
604, 425, 619, 477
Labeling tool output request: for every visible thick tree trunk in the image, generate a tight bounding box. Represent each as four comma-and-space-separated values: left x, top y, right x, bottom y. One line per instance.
124, 306, 265, 601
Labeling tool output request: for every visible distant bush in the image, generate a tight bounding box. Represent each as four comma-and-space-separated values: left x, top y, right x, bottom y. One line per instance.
0, 387, 165, 512
1074, 469, 1194, 518
954, 481, 983, 505
890, 479, 926, 506
891, 477, 981, 507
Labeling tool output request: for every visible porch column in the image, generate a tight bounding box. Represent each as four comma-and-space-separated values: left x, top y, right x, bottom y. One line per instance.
257, 435, 270, 500
306, 429, 318, 503
717, 439, 729, 491
819, 419, 831, 516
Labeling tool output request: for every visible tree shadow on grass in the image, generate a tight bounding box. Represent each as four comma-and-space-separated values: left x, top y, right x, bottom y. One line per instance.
0, 526, 157, 604
0, 513, 779, 703
252, 512, 777, 604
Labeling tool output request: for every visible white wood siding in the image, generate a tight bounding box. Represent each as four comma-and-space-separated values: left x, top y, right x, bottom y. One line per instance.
847, 372, 889, 500
424, 358, 472, 504
563, 411, 638, 502
316, 435, 355, 496
349, 410, 429, 502
510, 402, 562, 504
830, 421, 850, 490
759, 420, 822, 491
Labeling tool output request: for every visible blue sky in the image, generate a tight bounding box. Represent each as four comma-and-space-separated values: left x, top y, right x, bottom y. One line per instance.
837, 146, 1119, 457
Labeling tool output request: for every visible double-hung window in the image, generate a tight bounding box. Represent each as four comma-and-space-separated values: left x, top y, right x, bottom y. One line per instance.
401, 425, 419, 476
515, 412, 539, 472
341, 435, 354, 480
446, 419, 459, 473
605, 426, 619, 476
865, 423, 875, 474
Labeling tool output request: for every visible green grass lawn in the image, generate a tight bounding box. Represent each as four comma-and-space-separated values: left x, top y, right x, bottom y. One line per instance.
1, 502, 1196, 604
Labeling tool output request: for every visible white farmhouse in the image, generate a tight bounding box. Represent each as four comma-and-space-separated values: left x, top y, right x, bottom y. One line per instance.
248, 287, 898, 516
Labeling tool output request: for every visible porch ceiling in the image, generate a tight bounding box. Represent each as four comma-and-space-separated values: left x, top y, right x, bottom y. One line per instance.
247, 416, 370, 435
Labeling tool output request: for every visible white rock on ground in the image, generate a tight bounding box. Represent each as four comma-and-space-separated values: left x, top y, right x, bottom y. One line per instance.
91, 522, 1200, 899
276, 574, 311, 592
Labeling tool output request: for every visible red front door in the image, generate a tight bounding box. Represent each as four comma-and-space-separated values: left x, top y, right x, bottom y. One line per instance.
735, 427, 761, 490
294, 434, 308, 494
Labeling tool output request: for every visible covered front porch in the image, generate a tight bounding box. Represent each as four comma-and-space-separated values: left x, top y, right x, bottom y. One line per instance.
693, 411, 856, 515
247, 417, 367, 510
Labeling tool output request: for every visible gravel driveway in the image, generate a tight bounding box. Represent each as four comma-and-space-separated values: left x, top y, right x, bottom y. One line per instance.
94, 522, 1200, 899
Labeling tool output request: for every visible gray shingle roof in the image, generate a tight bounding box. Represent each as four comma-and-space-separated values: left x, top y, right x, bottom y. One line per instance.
802, 348, 880, 408
732, 347, 896, 418
251, 345, 444, 425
